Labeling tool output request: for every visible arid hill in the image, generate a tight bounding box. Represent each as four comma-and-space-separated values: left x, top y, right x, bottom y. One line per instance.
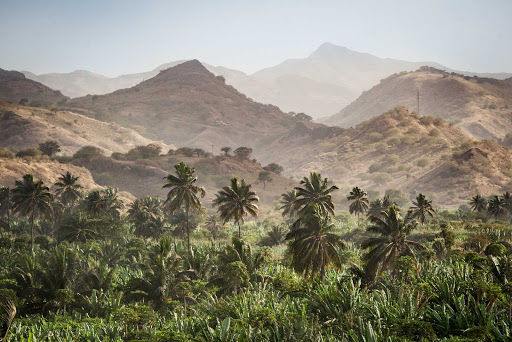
323, 67, 512, 140
63, 60, 316, 159
0, 102, 169, 156
0, 68, 68, 107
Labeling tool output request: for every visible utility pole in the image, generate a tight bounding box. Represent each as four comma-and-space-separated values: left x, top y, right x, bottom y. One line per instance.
417, 89, 420, 114
211, 144, 214, 155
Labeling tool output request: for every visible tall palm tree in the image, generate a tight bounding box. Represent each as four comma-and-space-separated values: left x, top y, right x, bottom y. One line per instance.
347, 187, 369, 226
213, 177, 259, 238
285, 204, 344, 280
279, 189, 298, 218
469, 194, 487, 213
127, 196, 166, 238
294, 172, 338, 218
407, 193, 435, 225
367, 195, 394, 219
11, 174, 54, 252
54, 172, 83, 206
0, 186, 11, 234
503, 192, 512, 213
488, 195, 509, 219
83, 187, 124, 218
362, 205, 426, 277
163, 162, 205, 255
0, 295, 16, 342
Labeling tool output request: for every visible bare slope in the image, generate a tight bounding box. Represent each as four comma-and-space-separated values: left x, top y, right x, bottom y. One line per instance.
323, 67, 512, 140
0, 102, 169, 156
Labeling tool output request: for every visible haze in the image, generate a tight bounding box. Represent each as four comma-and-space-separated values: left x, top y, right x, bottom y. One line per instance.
1, 0, 511, 76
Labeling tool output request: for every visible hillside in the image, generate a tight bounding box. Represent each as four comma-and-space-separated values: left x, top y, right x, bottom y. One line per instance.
323, 67, 512, 140
0, 68, 68, 107
70, 153, 298, 218
0, 102, 169, 156
63, 60, 312, 158
275, 106, 512, 206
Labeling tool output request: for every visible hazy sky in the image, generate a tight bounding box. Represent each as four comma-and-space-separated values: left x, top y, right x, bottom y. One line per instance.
1, 0, 511, 76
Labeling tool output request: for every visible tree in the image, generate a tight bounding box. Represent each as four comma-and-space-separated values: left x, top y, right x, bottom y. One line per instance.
258, 171, 272, 189
295, 113, 312, 121
263, 163, 283, 175
285, 204, 344, 280
127, 196, 166, 238
0, 294, 16, 342
54, 172, 83, 206
38, 140, 61, 157
163, 162, 205, 255
367, 195, 394, 219
233, 147, 253, 160
203, 215, 225, 240
470, 194, 487, 212
56, 212, 99, 243
362, 205, 426, 277
280, 189, 298, 218
407, 193, 435, 225
220, 147, 231, 156
11, 174, 54, 252
84, 187, 124, 218
213, 177, 259, 238
294, 172, 338, 218
488, 195, 508, 219
347, 187, 369, 226
72, 146, 104, 160
0, 186, 11, 233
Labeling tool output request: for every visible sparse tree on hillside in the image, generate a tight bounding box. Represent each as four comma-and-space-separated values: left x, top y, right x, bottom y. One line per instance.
221, 147, 232, 156
213, 177, 259, 238
54, 172, 83, 206
163, 162, 205, 255
263, 163, 283, 175
294, 172, 338, 218
347, 187, 369, 226
280, 189, 298, 218
407, 193, 435, 225
295, 113, 312, 121
234, 147, 253, 160
38, 140, 61, 157
11, 174, 54, 252
470, 194, 487, 213
73, 146, 104, 160
258, 171, 272, 189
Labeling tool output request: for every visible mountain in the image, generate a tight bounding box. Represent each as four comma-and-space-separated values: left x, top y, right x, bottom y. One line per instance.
62, 60, 314, 158
322, 67, 512, 140
0, 102, 169, 156
0, 68, 68, 107
271, 106, 512, 206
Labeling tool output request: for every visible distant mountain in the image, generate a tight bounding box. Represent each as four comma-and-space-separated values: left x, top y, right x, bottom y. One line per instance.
322, 67, 512, 140
0, 68, 68, 107
22, 43, 512, 118
63, 60, 318, 158
0, 102, 169, 156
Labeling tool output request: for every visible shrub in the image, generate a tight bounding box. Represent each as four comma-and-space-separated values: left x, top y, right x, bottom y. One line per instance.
370, 172, 392, 185
429, 128, 441, 137
385, 154, 400, 165
369, 132, 383, 142
16, 147, 42, 159
368, 162, 382, 173
419, 116, 434, 126
73, 146, 104, 159
417, 158, 430, 167
0, 147, 15, 158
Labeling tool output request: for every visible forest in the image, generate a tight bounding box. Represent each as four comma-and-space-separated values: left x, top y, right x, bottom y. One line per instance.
1, 160, 512, 341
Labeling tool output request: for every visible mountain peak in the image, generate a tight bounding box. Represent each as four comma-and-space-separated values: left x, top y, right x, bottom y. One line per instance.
309, 43, 356, 59
159, 59, 210, 75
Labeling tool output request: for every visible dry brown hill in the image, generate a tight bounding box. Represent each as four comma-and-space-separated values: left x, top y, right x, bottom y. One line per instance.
0, 102, 170, 156
63, 60, 313, 159
277, 106, 512, 206
323, 67, 512, 140
0, 68, 68, 107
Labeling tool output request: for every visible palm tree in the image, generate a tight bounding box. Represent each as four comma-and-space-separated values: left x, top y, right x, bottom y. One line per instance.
213, 177, 259, 238
0, 186, 11, 234
203, 215, 224, 240
503, 192, 512, 213
54, 172, 83, 206
163, 162, 205, 255
469, 194, 487, 213
285, 204, 344, 280
488, 195, 509, 219
407, 193, 435, 225
83, 187, 124, 218
367, 195, 394, 219
0, 295, 16, 342
56, 212, 99, 243
294, 172, 338, 218
279, 189, 298, 218
347, 187, 369, 226
127, 196, 166, 238
11, 174, 54, 252
362, 205, 426, 277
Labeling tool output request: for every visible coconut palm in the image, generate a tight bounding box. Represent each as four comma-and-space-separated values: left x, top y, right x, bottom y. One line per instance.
503, 192, 512, 213
488, 195, 509, 219
469, 194, 487, 213
294, 172, 338, 218
84, 187, 124, 218
0, 295, 16, 342
285, 204, 344, 280
128, 196, 166, 238
407, 193, 435, 225
0, 186, 11, 234
347, 187, 369, 226
279, 189, 298, 218
213, 177, 259, 238
56, 212, 99, 243
362, 205, 426, 277
163, 162, 205, 255
203, 215, 224, 240
11, 174, 54, 252
367, 195, 394, 220
54, 172, 83, 206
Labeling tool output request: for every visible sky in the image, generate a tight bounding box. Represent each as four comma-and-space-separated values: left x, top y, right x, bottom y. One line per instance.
0, 0, 511, 77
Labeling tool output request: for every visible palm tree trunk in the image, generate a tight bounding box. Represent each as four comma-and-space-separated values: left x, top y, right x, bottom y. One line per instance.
186, 207, 191, 256
30, 210, 35, 254
237, 221, 241, 239
358, 213, 360, 227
